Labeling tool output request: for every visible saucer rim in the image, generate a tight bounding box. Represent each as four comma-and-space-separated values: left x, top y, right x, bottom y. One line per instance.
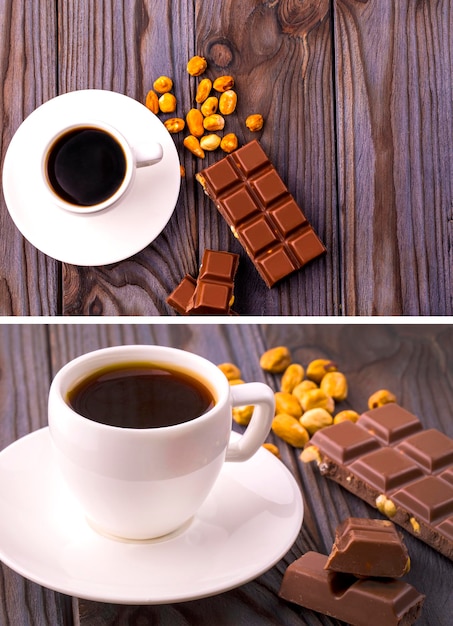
2, 89, 181, 266
0, 428, 303, 605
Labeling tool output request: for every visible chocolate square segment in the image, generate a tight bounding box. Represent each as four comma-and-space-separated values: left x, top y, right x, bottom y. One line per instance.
349, 447, 424, 492
310, 421, 381, 465
358, 404, 423, 444
396, 429, 453, 473
197, 140, 326, 287
392, 476, 453, 524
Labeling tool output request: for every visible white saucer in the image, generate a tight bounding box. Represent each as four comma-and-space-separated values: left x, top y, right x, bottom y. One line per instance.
0, 428, 303, 604
2, 90, 181, 265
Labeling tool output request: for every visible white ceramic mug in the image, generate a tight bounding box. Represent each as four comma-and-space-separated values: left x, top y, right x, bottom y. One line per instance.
42, 121, 163, 214
48, 345, 275, 540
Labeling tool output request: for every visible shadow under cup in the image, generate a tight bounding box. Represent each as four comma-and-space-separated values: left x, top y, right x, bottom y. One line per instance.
48, 346, 234, 541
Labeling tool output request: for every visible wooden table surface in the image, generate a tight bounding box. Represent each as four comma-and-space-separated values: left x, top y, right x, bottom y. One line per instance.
0, 322, 452, 625
1, 1, 452, 315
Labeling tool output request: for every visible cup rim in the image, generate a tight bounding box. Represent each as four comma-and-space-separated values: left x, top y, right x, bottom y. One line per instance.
42, 121, 134, 215
49, 345, 230, 433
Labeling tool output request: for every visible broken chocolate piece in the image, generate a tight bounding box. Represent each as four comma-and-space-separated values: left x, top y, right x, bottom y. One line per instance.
166, 275, 197, 315
279, 552, 424, 626
306, 404, 453, 560
166, 250, 239, 315
326, 518, 410, 578
190, 249, 239, 315
196, 140, 326, 287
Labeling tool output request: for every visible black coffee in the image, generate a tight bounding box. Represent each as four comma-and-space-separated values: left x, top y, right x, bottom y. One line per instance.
67, 362, 216, 428
46, 127, 127, 206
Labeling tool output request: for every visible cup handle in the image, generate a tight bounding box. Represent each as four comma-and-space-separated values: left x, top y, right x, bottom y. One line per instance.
225, 382, 275, 462
133, 142, 163, 168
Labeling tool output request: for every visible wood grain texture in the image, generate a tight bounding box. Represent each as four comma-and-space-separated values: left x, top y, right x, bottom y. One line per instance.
59, 0, 338, 315
334, 0, 453, 315
1, 0, 453, 314
1, 323, 451, 624
0, 1, 59, 315
0, 325, 72, 625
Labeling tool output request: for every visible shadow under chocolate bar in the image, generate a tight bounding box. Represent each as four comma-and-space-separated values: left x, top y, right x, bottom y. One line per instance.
305, 404, 453, 560
196, 140, 326, 288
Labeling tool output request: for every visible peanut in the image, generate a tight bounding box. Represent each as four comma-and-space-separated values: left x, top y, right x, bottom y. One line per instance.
292, 380, 318, 403
228, 378, 245, 386
187, 55, 207, 76
145, 90, 159, 114
272, 414, 309, 448
376, 494, 397, 518
220, 133, 238, 153
183, 135, 205, 158
245, 113, 264, 132
274, 392, 303, 419
195, 78, 213, 103
158, 92, 177, 113
306, 359, 338, 383
203, 113, 225, 131
262, 442, 281, 458
299, 445, 321, 463
410, 517, 421, 534
200, 133, 222, 151
186, 108, 204, 137
368, 389, 397, 409
180, 165, 186, 177
163, 117, 185, 133
333, 410, 360, 424
260, 346, 292, 373
153, 76, 173, 94
300, 388, 335, 414
232, 405, 254, 426
213, 75, 234, 92
200, 96, 219, 117
217, 363, 241, 380
281, 364, 305, 393
320, 371, 348, 402
219, 90, 237, 115
300, 408, 333, 435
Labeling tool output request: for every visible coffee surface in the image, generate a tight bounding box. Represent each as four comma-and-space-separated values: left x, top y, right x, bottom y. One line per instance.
46, 127, 127, 206
67, 363, 215, 428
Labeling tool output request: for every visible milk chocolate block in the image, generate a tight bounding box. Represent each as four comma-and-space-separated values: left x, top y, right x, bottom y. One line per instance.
196, 140, 326, 287
279, 552, 424, 626
166, 275, 196, 315
190, 249, 239, 314
166, 250, 239, 315
326, 518, 410, 578
306, 404, 453, 560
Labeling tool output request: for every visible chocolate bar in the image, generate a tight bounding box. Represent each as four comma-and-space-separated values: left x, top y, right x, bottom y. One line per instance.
166, 250, 239, 315
305, 404, 453, 560
196, 140, 326, 287
326, 518, 410, 577
279, 551, 424, 626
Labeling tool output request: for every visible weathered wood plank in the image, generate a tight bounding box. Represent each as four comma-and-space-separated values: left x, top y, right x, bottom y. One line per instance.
0, 1, 59, 315
334, 0, 453, 314
0, 325, 71, 625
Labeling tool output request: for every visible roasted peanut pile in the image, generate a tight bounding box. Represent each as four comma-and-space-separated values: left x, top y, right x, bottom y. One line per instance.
145, 55, 264, 161
217, 347, 397, 460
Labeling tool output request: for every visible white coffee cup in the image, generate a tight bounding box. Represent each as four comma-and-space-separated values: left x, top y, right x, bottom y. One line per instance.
42, 121, 163, 214
48, 345, 275, 540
